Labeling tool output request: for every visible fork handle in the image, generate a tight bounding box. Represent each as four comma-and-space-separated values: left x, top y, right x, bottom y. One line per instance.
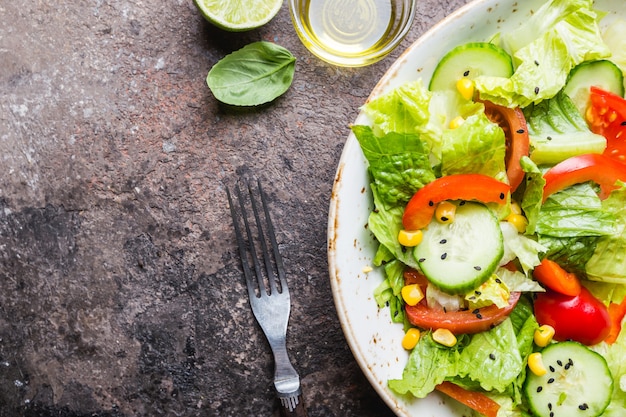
280, 394, 308, 417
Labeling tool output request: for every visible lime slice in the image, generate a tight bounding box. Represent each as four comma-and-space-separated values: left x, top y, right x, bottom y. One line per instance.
194, 0, 283, 32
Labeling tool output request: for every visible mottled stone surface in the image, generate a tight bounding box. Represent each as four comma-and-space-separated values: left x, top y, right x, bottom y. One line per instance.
0, 1, 469, 416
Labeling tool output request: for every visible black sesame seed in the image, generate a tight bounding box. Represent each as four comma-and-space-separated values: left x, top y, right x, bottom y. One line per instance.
547, 377, 555, 384
441, 253, 447, 260
459, 201, 466, 206
474, 266, 482, 271
495, 278, 501, 283
472, 309, 480, 314
580, 403, 589, 410
537, 386, 543, 392
516, 128, 525, 134
534, 60, 540, 66
475, 290, 482, 296
440, 239, 447, 244
428, 200, 434, 207
535, 86, 540, 94
440, 216, 449, 222
418, 258, 426, 263
469, 296, 476, 301
621, 120, 626, 126
463, 70, 470, 77
499, 192, 505, 200
476, 313, 483, 319
443, 307, 447, 313
489, 353, 496, 360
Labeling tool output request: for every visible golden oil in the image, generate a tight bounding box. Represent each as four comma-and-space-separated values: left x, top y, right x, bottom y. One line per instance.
290, 0, 413, 66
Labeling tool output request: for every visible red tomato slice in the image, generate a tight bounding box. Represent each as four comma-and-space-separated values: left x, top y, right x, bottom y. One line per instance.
532, 259, 581, 296
533, 286, 611, 346
482, 101, 530, 191
542, 153, 626, 202
587, 86, 626, 164
405, 292, 521, 335
436, 382, 500, 417
402, 174, 510, 231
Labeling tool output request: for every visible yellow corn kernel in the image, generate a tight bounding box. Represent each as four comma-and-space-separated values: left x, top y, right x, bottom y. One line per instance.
456, 78, 475, 100
435, 201, 456, 224
449, 115, 465, 129
432, 328, 457, 347
402, 328, 421, 350
401, 284, 425, 306
510, 201, 523, 215
398, 229, 423, 247
506, 213, 528, 233
528, 352, 548, 376
534, 325, 555, 347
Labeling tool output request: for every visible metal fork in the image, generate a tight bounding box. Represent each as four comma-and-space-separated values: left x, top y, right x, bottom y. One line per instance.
227, 180, 307, 417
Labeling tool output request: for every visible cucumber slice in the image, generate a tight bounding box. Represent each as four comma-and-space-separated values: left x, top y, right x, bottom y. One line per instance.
429, 42, 514, 92
524, 342, 613, 417
414, 202, 503, 294
564, 59, 625, 116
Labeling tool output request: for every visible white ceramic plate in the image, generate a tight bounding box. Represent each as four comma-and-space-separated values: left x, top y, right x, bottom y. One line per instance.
327, 0, 624, 415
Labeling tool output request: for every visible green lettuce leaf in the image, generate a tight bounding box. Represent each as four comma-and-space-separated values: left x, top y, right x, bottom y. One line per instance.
536, 183, 616, 238
440, 112, 507, 183
368, 183, 419, 269
519, 156, 546, 236
474, 0, 610, 108
586, 185, 626, 283
352, 125, 435, 208
388, 332, 463, 398
362, 80, 432, 136
523, 91, 606, 165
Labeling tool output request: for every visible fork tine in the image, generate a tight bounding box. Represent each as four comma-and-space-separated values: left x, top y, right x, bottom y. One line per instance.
256, 180, 288, 293
226, 185, 257, 298
248, 180, 280, 296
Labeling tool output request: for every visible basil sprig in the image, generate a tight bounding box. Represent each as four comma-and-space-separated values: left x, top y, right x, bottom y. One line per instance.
207, 41, 296, 106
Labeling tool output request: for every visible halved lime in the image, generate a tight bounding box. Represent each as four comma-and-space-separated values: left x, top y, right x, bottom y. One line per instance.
194, 0, 283, 32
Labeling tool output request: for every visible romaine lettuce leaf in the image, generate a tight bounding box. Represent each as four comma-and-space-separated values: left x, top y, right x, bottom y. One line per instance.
523, 92, 606, 165
474, 0, 610, 108
440, 112, 507, 183
586, 185, 626, 283
536, 183, 616, 238
368, 183, 420, 269
352, 125, 435, 208
519, 156, 546, 236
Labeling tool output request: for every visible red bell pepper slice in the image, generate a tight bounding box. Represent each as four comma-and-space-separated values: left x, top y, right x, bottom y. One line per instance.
436, 382, 500, 417
542, 153, 626, 202
532, 259, 581, 296
402, 174, 510, 231
605, 296, 626, 344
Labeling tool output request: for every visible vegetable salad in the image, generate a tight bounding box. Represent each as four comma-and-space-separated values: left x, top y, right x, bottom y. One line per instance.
352, 0, 626, 416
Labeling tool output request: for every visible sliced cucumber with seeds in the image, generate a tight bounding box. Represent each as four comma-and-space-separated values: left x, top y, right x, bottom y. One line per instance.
414, 202, 503, 295
564, 59, 624, 116
524, 341, 613, 417
429, 42, 514, 92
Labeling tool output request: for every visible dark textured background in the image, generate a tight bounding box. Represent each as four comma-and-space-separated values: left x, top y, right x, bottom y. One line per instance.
0, 1, 469, 416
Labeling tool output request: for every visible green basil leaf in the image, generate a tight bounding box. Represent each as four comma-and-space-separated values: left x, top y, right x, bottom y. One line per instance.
207, 41, 296, 106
